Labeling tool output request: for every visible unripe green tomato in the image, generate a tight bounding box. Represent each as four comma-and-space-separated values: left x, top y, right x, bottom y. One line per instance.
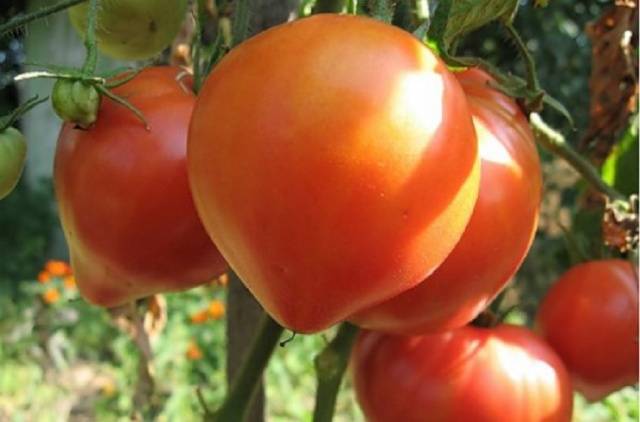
52, 79, 100, 128
68, 0, 189, 60
0, 127, 27, 200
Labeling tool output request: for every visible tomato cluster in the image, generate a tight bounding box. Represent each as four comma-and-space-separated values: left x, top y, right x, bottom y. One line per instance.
50, 11, 637, 421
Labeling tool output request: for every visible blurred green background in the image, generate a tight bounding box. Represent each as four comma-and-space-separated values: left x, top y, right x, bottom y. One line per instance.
0, 0, 638, 420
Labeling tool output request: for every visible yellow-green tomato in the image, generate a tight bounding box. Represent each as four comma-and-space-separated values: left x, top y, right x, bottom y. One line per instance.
69, 0, 188, 60
0, 127, 27, 200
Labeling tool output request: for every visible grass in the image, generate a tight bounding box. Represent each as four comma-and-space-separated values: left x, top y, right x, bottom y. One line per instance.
0, 271, 637, 421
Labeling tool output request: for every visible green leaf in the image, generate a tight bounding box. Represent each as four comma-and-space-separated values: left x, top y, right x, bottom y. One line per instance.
442, 0, 519, 47
601, 115, 639, 196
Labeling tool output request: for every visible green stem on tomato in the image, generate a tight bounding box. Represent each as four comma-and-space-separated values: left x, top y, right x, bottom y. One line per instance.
231, 0, 254, 47
529, 113, 624, 201
81, 0, 100, 74
192, 0, 209, 93
369, 0, 396, 23
347, 0, 359, 14
502, 23, 539, 93
0, 96, 48, 131
207, 312, 284, 422
415, 0, 429, 20
312, 323, 359, 422
313, 0, 347, 13
426, 0, 452, 52
0, 0, 86, 37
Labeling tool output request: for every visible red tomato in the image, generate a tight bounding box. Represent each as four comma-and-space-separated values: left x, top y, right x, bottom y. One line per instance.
188, 14, 480, 333
350, 68, 542, 334
55, 67, 227, 307
352, 325, 574, 422
535, 259, 639, 401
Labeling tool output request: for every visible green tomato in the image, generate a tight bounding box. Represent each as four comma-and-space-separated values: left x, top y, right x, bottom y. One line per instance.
69, 0, 189, 60
0, 127, 27, 200
51, 79, 100, 128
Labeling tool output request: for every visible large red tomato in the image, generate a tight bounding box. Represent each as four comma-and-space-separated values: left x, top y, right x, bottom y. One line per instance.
352, 325, 574, 422
350, 68, 542, 334
535, 259, 639, 401
188, 14, 480, 333
55, 67, 227, 307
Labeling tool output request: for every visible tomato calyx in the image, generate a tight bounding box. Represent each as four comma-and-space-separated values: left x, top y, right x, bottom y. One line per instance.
15, 67, 149, 130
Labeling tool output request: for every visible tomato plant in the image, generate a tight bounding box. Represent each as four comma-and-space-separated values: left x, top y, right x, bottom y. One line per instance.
68, 0, 188, 60
535, 259, 639, 401
351, 324, 574, 422
350, 68, 542, 334
54, 66, 227, 307
188, 14, 480, 333
0, 127, 27, 200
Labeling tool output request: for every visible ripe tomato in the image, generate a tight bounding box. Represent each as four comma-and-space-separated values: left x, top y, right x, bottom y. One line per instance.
55, 67, 227, 307
350, 68, 542, 334
0, 127, 27, 200
188, 14, 480, 333
352, 325, 573, 422
68, 0, 188, 60
535, 259, 639, 401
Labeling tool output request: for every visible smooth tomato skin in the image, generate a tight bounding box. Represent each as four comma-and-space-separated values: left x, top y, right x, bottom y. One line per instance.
188, 14, 479, 333
55, 67, 227, 307
352, 325, 573, 422
0, 127, 27, 200
69, 0, 188, 60
535, 259, 639, 401
350, 68, 542, 334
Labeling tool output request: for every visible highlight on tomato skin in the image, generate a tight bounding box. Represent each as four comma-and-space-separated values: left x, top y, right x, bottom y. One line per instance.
351, 325, 574, 422
188, 13, 480, 333
349, 68, 542, 335
54, 66, 227, 307
535, 259, 639, 402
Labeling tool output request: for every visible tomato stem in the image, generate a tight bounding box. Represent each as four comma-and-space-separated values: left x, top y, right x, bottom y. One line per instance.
192, 0, 209, 94
231, 0, 254, 47
312, 322, 359, 422
415, 0, 430, 21
207, 312, 284, 422
0, 96, 47, 132
81, 0, 100, 74
369, 0, 396, 23
530, 112, 625, 201
313, 0, 347, 13
502, 23, 540, 93
0, 0, 86, 37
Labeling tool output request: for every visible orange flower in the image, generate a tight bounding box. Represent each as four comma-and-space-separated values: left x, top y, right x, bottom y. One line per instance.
208, 300, 225, 320
186, 341, 203, 360
190, 309, 209, 324
44, 260, 72, 277
63, 275, 76, 289
37, 270, 52, 284
42, 288, 60, 304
